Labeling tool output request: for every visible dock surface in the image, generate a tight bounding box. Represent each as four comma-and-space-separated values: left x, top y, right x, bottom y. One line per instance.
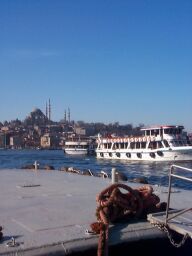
0, 168, 191, 255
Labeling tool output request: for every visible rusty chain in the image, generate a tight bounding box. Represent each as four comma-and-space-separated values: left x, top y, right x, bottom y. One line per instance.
152, 222, 189, 248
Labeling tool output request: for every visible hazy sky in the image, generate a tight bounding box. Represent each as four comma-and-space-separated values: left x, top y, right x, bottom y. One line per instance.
0, 0, 191, 131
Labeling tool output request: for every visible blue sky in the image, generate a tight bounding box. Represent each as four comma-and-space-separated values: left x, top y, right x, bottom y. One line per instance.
0, 0, 192, 131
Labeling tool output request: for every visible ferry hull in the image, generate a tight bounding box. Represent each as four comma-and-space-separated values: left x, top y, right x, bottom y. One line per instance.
96, 149, 192, 162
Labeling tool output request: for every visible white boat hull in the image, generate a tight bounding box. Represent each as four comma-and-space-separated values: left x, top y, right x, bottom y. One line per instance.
96, 148, 192, 162
65, 149, 89, 155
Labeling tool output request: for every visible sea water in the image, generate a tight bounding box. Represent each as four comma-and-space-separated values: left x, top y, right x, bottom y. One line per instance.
0, 149, 192, 190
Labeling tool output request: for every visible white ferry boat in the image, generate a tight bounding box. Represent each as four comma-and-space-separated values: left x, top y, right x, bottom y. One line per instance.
96, 125, 192, 161
64, 138, 95, 155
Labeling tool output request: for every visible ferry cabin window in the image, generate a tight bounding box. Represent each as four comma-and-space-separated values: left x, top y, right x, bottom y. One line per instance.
120, 143, 124, 149
141, 142, 146, 149
146, 130, 150, 136
136, 142, 140, 149
155, 129, 159, 135
164, 129, 169, 134
150, 141, 163, 149
163, 140, 169, 147
164, 128, 181, 135
157, 141, 163, 148
148, 141, 157, 149
130, 142, 135, 149
107, 143, 112, 149
112, 143, 119, 149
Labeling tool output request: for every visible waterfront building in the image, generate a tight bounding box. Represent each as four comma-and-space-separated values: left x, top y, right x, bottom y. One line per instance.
10, 135, 23, 149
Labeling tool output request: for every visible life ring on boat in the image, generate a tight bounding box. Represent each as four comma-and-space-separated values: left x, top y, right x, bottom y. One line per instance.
150, 152, 155, 158
157, 151, 164, 157
137, 153, 142, 159
116, 153, 121, 158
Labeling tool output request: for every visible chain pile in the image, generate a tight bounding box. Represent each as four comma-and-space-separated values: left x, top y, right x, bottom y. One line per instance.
90, 183, 166, 256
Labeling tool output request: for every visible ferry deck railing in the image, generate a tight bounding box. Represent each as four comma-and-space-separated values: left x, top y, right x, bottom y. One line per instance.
165, 164, 192, 226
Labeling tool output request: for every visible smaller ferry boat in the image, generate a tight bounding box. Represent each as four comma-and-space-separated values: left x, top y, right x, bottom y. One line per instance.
96, 125, 192, 161
64, 137, 95, 155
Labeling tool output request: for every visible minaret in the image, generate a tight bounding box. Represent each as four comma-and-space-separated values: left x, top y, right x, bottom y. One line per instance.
45, 101, 48, 119
48, 98, 51, 121
64, 110, 67, 123
68, 107, 70, 123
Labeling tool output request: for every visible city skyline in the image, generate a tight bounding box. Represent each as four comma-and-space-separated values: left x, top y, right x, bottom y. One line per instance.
0, 0, 192, 131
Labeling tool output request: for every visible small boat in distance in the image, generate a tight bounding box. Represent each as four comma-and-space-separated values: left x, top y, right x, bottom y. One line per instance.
96, 125, 192, 161
64, 137, 95, 155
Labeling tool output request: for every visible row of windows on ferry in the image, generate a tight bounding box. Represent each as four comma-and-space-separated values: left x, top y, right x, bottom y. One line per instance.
144, 128, 183, 136
101, 140, 190, 150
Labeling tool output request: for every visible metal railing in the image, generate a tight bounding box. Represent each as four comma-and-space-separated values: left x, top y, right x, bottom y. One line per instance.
165, 164, 192, 225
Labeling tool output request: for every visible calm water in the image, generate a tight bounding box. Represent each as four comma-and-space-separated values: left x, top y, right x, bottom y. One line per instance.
0, 149, 192, 190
